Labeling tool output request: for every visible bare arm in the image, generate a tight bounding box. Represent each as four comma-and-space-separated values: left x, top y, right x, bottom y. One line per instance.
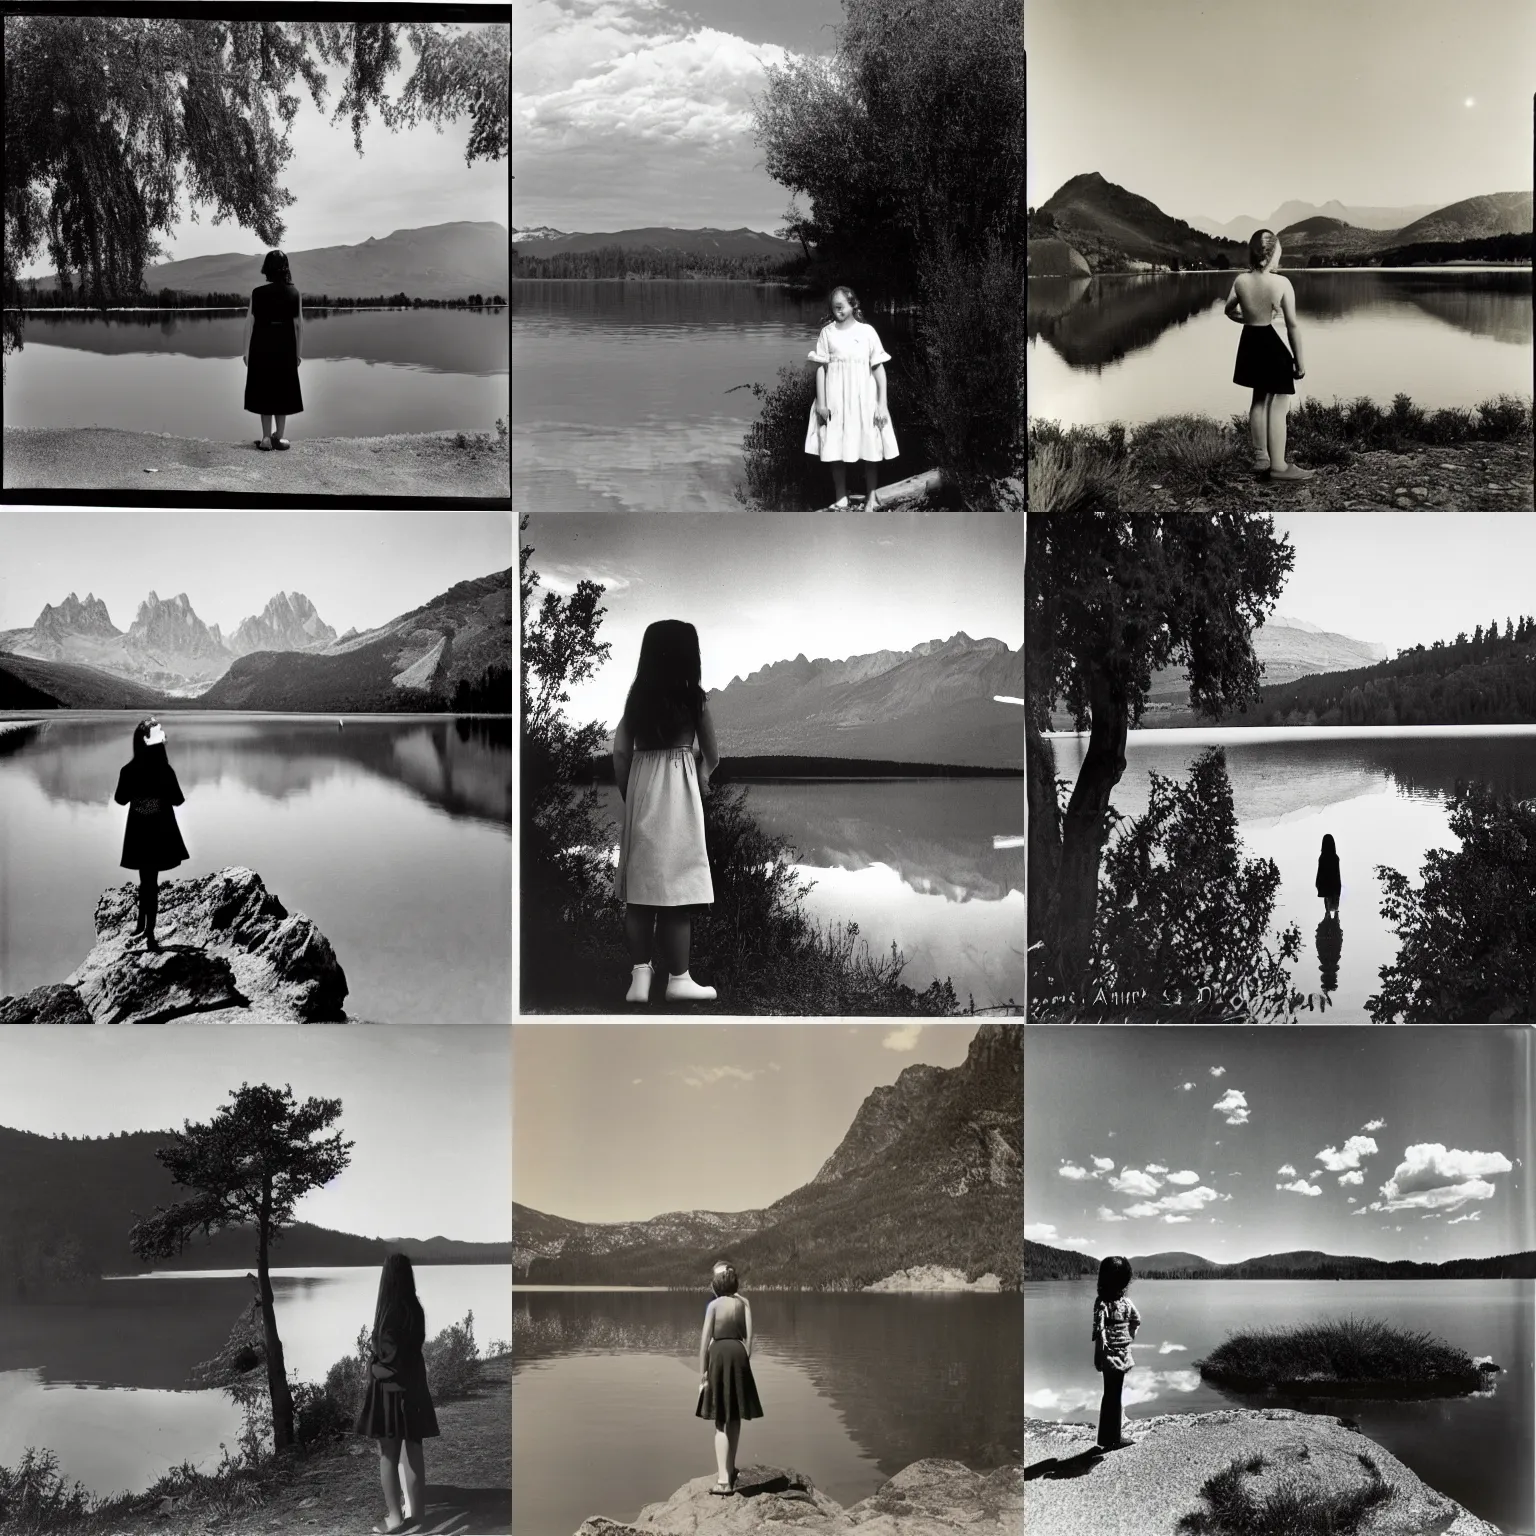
1281, 279, 1304, 375
613, 718, 634, 802
1223, 281, 1244, 323
815, 361, 829, 422
696, 700, 720, 788
242, 298, 254, 365
743, 1297, 753, 1357
294, 292, 304, 364
698, 1300, 715, 1377
871, 362, 889, 422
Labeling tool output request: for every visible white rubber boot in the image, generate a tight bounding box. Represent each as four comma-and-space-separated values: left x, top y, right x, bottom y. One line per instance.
665, 971, 717, 1002
626, 963, 653, 1003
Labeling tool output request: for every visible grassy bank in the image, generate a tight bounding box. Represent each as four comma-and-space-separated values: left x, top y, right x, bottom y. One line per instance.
1177, 1451, 1393, 1536
1028, 393, 1533, 511
1199, 1318, 1484, 1396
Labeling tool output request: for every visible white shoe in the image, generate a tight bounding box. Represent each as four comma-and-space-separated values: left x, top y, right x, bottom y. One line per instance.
625, 963, 653, 1003
665, 971, 717, 1002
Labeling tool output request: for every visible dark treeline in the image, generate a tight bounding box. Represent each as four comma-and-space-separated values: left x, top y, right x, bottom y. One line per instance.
1307, 231, 1534, 267
451, 663, 511, 713
513, 245, 805, 282
1231, 615, 1536, 728
579, 754, 1024, 782
8, 285, 506, 310
1023, 1238, 1097, 1279
1136, 1253, 1536, 1280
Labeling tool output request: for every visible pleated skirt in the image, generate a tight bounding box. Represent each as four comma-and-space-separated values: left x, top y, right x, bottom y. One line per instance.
695, 1339, 763, 1426
354, 1377, 440, 1441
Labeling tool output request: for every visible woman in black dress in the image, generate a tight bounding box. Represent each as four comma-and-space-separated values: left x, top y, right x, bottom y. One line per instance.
695, 1260, 762, 1496
356, 1254, 440, 1534
242, 250, 304, 450
113, 718, 189, 951
1315, 833, 1342, 918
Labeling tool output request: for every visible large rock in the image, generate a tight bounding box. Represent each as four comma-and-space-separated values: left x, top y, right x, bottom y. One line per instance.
1027, 238, 1091, 276
0, 867, 348, 1024
573, 1459, 1022, 1536
1023, 1411, 1502, 1536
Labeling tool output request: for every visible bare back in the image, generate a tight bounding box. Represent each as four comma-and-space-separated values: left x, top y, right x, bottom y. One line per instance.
1231, 269, 1289, 326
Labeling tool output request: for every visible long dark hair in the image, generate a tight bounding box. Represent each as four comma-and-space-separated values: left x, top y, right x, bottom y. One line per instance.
1320, 834, 1338, 860
130, 717, 170, 774
1097, 1255, 1132, 1302
372, 1253, 426, 1349
827, 284, 864, 323
261, 250, 292, 285
622, 620, 706, 750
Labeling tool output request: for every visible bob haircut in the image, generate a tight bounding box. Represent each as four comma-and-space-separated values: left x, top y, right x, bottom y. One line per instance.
710, 1261, 740, 1297
1247, 229, 1279, 271
1097, 1255, 1132, 1301
622, 620, 706, 750
828, 284, 864, 323
261, 250, 292, 284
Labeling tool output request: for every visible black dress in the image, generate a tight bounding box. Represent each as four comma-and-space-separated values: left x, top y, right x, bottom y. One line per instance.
244, 282, 304, 416
1316, 848, 1342, 903
115, 758, 189, 872
355, 1305, 440, 1442
1233, 323, 1296, 395
695, 1295, 763, 1428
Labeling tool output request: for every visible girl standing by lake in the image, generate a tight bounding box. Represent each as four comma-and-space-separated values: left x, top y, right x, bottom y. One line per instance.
696, 1260, 762, 1496
356, 1254, 440, 1535
114, 717, 188, 951
1316, 833, 1342, 918
1225, 230, 1314, 481
613, 620, 720, 1005
1091, 1255, 1140, 1452
243, 249, 304, 451
804, 285, 899, 510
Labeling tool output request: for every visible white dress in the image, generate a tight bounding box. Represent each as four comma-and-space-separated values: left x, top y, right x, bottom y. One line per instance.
803, 320, 900, 463
613, 746, 714, 907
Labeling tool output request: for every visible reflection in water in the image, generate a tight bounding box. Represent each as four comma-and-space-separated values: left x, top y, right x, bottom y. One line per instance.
1316, 914, 1343, 994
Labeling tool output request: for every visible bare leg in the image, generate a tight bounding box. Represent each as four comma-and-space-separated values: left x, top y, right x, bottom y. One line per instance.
399, 1439, 425, 1522
726, 1418, 742, 1480
274, 413, 287, 444
830, 462, 848, 505
713, 1425, 731, 1484
1249, 391, 1269, 465
1268, 395, 1313, 479
862, 460, 879, 510
657, 912, 690, 975
143, 872, 160, 951
375, 1437, 404, 1529
624, 904, 655, 964
134, 870, 153, 937
260, 413, 272, 443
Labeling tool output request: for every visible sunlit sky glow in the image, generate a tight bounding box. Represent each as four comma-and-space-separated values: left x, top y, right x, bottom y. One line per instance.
1026, 1028, 1532, 1265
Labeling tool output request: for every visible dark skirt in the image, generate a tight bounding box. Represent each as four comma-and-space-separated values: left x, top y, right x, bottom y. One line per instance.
355, 1371, 440, 1441
120, 805, 189, 872
244, 328, 304, 416
696, 1338, 763, 1427
1233, 324, 1295, 395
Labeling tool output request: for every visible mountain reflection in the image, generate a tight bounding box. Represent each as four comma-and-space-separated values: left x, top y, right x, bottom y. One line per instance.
1028, 275, 1222, 369
6, 717, 510, 830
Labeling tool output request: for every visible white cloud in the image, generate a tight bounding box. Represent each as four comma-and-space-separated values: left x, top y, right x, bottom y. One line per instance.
1163, 1214, 1192, 1224
631, 1077, 643, 1084
1179, 1081, 1195, 1091
681, 1064, 760, 1088
1315, 1135, 1378, 1172
1091, 1156, 1116, 1172
1058, 1164, 1090, 1181
1158, 1342, 1188, 1354
1277, 1179, 1323, 1197
538, 563, 635, 596
1338, 1170, 1364, 1186
1122, 1186, 1221, 1219
1096, 1207, 1127, 1223
1346, 1196, 1357, 1204
1447, 1212, 1483, 1225
1277, 1164, 1297, 1177
1209, 1066, 1226, 1077
1145, 1163, 1168, 1175
1213, 1089, 1249, 1125
1025, 1223, 1064, 1245
1163, 1170, 1200, 1186
1377, 1144, 1513, 1213
1108, 1168, 1163, 1197
1350, 1206, 1369, 1215
882, 1025, 922, 1052
1361, 1119, 1386, 1132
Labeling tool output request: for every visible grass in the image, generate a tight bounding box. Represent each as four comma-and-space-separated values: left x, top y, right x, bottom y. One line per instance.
1027, 392, 1534, 510
1198, 1316, 1481, 1394
1176, 1450, 1394, 1536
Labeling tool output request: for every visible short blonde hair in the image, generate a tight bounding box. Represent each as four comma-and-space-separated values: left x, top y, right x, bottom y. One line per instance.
1247, 229, 1279, 270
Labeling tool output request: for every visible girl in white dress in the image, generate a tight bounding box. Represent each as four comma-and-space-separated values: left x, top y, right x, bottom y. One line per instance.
803, 285, 899, 510
612, 620, 720, 1005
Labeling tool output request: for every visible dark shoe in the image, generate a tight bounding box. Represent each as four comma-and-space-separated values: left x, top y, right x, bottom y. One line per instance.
144, 935, 161, 952
275, 438, 291, 450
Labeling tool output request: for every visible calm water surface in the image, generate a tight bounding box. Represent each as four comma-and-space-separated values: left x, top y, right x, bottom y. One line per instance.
2, 309, 508, 438
512, 281, 918, 512
0, 714, 510, 1023
595, 780, 1024, 1008
0, 1265, 511, 1499
1047, 726, 1536, 1021
1024, 1278, 1534, 1534
1028, 270, 1533, 427
513, 1288, 1021, 1536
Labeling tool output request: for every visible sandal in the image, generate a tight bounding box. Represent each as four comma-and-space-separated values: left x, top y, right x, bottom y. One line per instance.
709, 1480, 734, 1496
256, 436, 272, 451
274, 438, 291, 450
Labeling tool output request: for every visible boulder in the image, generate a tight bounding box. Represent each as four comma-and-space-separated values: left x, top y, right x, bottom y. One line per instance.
0, 867, 347, 1024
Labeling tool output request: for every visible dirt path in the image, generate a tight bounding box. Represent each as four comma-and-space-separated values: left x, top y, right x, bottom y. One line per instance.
3, 427, 509, 497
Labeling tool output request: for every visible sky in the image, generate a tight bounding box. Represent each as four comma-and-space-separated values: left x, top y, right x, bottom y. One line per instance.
513, 0, 843, 232
0, 1026, 510, 1243
513, 1021, 978, 1223
17, 24, 509, 279
1268, 513, 1536, 655
1025, 0, 1536, 224
1025, 1027, 1534, 1265
523, 513, 1024, 729
0, 511, 512, 638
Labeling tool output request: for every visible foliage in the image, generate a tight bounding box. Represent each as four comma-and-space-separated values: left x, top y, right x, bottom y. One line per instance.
290, 1380, 351, 1445
1023, 1237, 1098, 1280
1275, 391, 1532, 464
1176, 1450, 1393, 1536
1027, 415, 1249, 509
0, 1450, 94, 1531
451, 662, 511, 712
1199, 1316, 1477, 1387
423, 1310, 482, 1400
513, 246, 803, 282
1368, 784, 1536, 1022
8, 287, 501, 309
737, 364, 826, 509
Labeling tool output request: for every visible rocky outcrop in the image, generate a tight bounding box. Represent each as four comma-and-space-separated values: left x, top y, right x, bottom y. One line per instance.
574, 1459, 1023, 1535
1027, 238, 1091, 276
0, 867, 347, 1024
227, 591, 337, 656
1024, 1411, 1501, 1535
863, 1265, 1002, 1292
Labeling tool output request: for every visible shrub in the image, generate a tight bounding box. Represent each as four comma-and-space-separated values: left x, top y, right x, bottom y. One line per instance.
0, 1449, 94, 1529
424, 1310, 482, 1401
1129, 413, 1245, 486
1476, 393, 1532, 438
1199, 1316, 1478, 1388
322, 1326, 372, 1423
292, 1379, 352, 1445
1176, 1450, 1393, 1536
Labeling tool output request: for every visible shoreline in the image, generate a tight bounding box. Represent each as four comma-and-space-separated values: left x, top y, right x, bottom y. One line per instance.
3, 425, 509, 495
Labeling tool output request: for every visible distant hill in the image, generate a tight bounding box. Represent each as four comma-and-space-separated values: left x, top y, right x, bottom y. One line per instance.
1035, 173, 1247, 272
1190, 200, 1441, 242
1394, 190, 1533, 244
511, 226, 798, 260
1024, 1237, 1097, 1279
26, 222, 508, 301
0, 652, 170, 710
1127, 1251, 1220, 1272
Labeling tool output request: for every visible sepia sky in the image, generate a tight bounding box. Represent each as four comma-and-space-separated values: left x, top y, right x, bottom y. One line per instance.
522, 513, 1023, 730
513, 1022, 978, 1224
1026, 0, 1535, 224
1270, 513, 1536, 654
16, 25, 509, 279
1025, 1028, 1533, 1265
0, 511, 512, 638
0, 1027, 510, 1243
513, 0, 844, 231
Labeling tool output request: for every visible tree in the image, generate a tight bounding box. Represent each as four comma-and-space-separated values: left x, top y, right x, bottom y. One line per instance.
4, 18, 508, 357
1026, 510, 1294, 995
128, 1084, 353, 1452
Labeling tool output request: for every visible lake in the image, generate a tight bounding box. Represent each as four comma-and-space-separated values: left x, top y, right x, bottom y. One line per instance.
513, 1287, 1021, 1535
1027, 269, 1534, 428
511, 280, 918, 513
0, 714, 510, 1024
1045, 725, 1536, 1020
1, 309, 509, 439
0, 1264, 511, 1500
1023, 1278, 1533, 1535
594, 779, 1024, 1009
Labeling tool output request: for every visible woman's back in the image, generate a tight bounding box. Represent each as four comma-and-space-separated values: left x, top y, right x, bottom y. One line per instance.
1232, 269, 1288, 324
710, 1295, 748, 1340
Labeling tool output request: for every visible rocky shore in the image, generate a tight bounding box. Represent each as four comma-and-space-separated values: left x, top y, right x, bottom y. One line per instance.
3, 425, 509, 496
575, 1459, 1022, 1535
1024, 1410, 1501, 1535
0, 867, 348, 1024
863, 1265, 1003, 1291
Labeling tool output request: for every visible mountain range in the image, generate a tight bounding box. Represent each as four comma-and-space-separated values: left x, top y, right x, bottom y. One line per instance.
0, 570, 511, 712
1274, 191, 1534, 261
26, 222, 508, 301
700, 633, 1023, 769
1188, 200, 1442, 242
516, 1024, 1022, 1289
512, 226, 799, 260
